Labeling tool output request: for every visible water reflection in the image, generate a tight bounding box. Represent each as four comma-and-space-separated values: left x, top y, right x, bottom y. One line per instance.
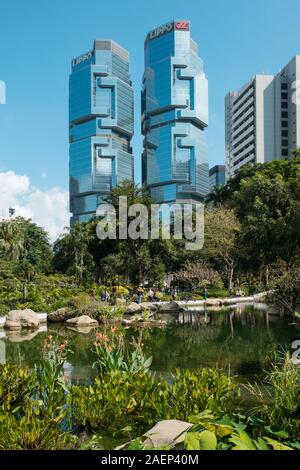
0, 305, 298, 384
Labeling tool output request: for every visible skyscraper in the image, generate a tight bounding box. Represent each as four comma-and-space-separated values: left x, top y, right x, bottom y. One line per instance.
225, 56, 300, 180
142, 20, 209, 205
209, 165, 225, 191
69, 40, 134, 224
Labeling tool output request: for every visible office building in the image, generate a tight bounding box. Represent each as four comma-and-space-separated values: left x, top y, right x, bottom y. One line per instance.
142, 20, 209, 204
209, 165, 225, 190
225, 56, 300, 180
69, 40, 134, 224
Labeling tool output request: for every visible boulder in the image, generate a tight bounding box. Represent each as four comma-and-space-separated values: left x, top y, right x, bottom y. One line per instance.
48, 308, 73, 323
66, 315, 98, 327
205, 299, 221, 307
143, 420, 192, 449
124, 303, 142, 315
158, 302, 184, 313
141, 302, 158, 312
121, 318, 133, 327
5, 309, 40, 330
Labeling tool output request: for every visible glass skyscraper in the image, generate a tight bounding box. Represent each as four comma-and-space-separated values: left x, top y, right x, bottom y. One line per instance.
142, 20, 209, 204
69, 40, 134, 224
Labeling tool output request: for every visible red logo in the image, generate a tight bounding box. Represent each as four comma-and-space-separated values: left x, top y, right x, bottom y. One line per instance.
175, 21, 189, 31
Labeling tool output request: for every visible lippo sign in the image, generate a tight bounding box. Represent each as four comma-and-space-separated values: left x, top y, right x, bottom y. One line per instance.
148, 20, 190, 41
72, 50, 94, 67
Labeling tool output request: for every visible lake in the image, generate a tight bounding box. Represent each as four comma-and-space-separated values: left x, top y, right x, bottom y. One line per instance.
0, 304, 299, 385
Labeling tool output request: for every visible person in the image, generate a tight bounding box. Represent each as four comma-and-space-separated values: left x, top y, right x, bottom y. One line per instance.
171, 287, 178, 301
148, 288, 154, 302
101, 290, 108, 302
136, 287, 143, 304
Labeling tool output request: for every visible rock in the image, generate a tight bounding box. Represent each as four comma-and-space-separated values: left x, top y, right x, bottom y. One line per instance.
141, 302, 158, 312
48, 308, 73, 323
205, 299, 221, 306
143, 420, 193, 449
5, 309, 40, 330
158, 302, 184, 313
115, 298, 126, 305
125, 303, 142, 315
121, 319, 133, 327
66, 315, 98, 327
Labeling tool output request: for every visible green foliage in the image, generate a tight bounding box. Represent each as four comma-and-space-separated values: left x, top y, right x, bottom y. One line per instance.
0, 365, 34, 411
170, 368, 238, 420
93, 330, 152, 375
245, 354, 300, 438
182, 412, 296, 451
0, 408, 74, 450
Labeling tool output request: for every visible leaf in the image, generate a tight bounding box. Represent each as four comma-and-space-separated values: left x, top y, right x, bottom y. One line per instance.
229, 430, 257, 450
198, 430, 218, 450
263, 437, 293, 451
254, 438, 270, 450
185, 432, 201, 450
202, 422, 234, 438
264, 426, 289, 439
185, 431, 217, 451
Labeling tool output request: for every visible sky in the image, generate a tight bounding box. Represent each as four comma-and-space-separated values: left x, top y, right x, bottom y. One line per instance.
1, 0, 300, 239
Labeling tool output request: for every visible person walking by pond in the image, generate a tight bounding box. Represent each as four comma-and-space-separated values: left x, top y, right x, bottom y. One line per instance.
171, 287, 178, 301
101, 290, 109, 302
136, 287, 144, 304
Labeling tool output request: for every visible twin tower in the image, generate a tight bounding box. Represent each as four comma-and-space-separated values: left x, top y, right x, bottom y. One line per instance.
69, 20, 209, 224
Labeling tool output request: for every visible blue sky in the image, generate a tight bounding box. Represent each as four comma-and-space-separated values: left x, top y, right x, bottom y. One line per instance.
0, 0, 300, 219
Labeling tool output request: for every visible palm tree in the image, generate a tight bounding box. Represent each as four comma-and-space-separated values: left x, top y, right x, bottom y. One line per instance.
0, 220, 24, 261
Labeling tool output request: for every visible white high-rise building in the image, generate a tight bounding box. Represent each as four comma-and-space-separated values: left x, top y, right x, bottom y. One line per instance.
225, 56, 300, 180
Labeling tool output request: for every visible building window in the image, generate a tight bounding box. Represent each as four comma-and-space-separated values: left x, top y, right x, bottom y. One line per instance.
281, 83, 288, 90
282, 149, 289, 156
281, 92, 288, 99
281, 121, 288, 128
281, 111, 288, 118
282, 139, 288, 147
282, 102, 288, 109
282, 130, 288, 137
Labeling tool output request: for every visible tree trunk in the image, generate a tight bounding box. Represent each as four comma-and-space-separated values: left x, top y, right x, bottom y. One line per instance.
228, 264, 234, 293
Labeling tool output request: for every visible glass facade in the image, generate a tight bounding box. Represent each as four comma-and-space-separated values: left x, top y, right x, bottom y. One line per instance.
69, 40, 134, 224
142, 20, 209, 204
209, 165, 225, 191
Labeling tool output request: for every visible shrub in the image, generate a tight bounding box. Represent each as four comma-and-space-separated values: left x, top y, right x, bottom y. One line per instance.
0, 303, 9, 316
208, 289, 229, 298
0, 365, 34, 411
245, 354, 300, 439
93, 329, 152, 375
0, 408, 75, 450
170, 368, 238, 420
110, 286, 129, 297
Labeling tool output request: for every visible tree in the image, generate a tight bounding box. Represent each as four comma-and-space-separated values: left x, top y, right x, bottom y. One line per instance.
234, 170, 300, 279
173, 261, 220, 291
0, 220, 24, 261
203, 207, 240, 291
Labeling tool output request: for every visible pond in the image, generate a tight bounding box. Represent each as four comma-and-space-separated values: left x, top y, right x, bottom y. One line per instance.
0, 304, 299, 385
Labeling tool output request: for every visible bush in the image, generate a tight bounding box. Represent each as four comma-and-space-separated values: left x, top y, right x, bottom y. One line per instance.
208, 289, 229, 298
0, 365, 34, 411
0, 303, 9, 316
110, 286, 129, 297
71, 367, 237, 434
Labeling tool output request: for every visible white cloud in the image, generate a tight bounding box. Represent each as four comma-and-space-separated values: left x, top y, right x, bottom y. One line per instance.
0, 171, 70, 241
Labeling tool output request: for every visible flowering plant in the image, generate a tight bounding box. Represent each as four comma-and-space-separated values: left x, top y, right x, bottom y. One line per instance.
93, 327, 152, 376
